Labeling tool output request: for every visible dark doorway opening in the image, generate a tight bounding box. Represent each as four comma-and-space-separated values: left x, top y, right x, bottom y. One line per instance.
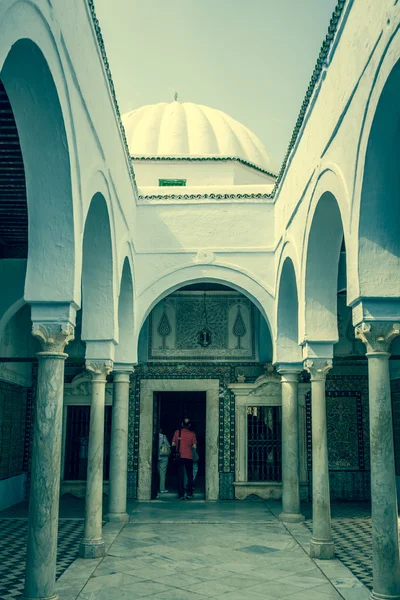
152, 391, 206, 499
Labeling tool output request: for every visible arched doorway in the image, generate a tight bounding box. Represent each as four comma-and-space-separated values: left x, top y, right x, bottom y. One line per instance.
135, 281, 273, 501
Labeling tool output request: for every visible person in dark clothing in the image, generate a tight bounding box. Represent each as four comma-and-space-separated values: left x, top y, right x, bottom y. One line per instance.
171, 417, 197, 499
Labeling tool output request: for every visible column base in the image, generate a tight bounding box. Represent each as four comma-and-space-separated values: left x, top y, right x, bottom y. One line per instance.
79, 538, 105, 558
370, 592, 400, 600
310, 538, 335, 559
279, 512, 305, 523
104, 512, 129, 523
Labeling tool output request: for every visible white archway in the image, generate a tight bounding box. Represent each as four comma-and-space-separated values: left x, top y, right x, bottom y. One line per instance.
275, 256, 302, 364
135, 263, 274, 338
355, 57, 400, 300
81, 193, 116, 343
1, 38, 77, 304
300, 186, 346, 344
115, 257, 135, 364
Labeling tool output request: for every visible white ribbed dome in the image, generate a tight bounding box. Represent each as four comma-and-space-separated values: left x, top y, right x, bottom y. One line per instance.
122, 101, 275, 173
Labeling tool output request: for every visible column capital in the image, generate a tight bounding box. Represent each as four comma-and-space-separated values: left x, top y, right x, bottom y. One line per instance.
32, 322, 75, 355
86, 360, 113, 381
113, 363, 135, 376
276, 363, 303, 382
113, 366, 134, 384
304, 358, 332, 381
355, 321, 400, 355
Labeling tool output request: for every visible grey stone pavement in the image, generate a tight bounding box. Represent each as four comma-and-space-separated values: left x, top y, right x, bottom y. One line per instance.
53, 499, 371, 600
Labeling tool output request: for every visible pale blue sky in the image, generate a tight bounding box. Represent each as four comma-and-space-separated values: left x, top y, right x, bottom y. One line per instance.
95, 0, 337, 169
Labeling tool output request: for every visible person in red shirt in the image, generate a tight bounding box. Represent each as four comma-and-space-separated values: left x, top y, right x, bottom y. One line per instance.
172, 417, 197, 499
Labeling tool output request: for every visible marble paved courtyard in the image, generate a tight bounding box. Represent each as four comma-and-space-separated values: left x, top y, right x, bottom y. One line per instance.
1, 498, 391, 600
52, 500, 371, 600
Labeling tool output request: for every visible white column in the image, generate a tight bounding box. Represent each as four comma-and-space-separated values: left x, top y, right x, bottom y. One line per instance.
79, 360, 112, 558
356, 322, 400, 600
23, 322, 74, 600
304, 358, 335, 559
105, 365, 134, 522
235, 403, 247, 482
277, 364, 304, 523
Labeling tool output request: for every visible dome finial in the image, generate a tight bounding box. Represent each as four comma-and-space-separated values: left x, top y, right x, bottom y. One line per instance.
173, 91, 178, 102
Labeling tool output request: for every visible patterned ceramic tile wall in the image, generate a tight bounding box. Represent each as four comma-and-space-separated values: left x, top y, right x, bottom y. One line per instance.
305, 371, 370, 501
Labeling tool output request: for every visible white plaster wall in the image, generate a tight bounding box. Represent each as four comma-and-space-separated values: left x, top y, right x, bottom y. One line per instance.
273, 0, 399, 310
0, 0, 137, 312
135, 203, 274, 252
133, 160, 235, 187
133, 160, 275, 188
1, 0, 398, 365
233, 163, 275, 185
133, 200, 276, 338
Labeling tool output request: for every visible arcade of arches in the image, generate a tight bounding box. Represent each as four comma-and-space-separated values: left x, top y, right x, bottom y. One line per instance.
0, 1, 400, 600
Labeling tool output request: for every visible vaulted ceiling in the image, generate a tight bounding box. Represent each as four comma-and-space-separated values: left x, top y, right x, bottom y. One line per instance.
0, 79, 28, 258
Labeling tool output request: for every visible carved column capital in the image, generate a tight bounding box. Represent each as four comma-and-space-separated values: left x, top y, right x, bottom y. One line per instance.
86, 360, 113, 382
32, 322, 75, 355
304, 358, 332, 381
355, 321, 400, 355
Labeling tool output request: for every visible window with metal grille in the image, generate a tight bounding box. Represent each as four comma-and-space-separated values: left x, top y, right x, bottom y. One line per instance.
159, 179, 186, 186
64, 405, 112, 480
247, 406, 282, 481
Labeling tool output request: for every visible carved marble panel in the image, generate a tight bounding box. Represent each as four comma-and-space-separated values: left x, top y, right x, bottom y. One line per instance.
149, 293, 255, 361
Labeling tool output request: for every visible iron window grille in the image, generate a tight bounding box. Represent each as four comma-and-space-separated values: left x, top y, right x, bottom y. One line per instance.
247, 406, 282, 482
64, 405, 112, 480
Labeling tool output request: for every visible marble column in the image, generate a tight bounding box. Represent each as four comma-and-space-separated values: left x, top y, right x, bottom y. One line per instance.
356, 322, 400, 600
23, 322, 74, 600
277, 364, 304, 523
304, 358, 335, 559
79, 360, 112, 559
105, 365, 134, 522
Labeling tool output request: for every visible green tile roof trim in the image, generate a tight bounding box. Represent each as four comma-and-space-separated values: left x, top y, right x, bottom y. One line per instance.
272, 0, 348, 196
87, 0, 139, 196
131, 155, 278, 179
88, 0, 347, 201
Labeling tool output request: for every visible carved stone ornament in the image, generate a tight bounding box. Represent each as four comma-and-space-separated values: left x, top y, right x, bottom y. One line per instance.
249, 381, 281, 397
304, 358, 332, 381
255, 363, 279, 381
32, 322, 75, 354
86, 360, 113, 380
66, 372, 92, 396
355, 321, 400, 354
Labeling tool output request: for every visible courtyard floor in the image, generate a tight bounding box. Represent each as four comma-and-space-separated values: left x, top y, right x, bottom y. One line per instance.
0, 497, 379, 600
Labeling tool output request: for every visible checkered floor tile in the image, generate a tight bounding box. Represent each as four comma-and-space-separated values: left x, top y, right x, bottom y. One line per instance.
306, 511, 400, 591
0, 519, 84, 600
329, 517, 374, 589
